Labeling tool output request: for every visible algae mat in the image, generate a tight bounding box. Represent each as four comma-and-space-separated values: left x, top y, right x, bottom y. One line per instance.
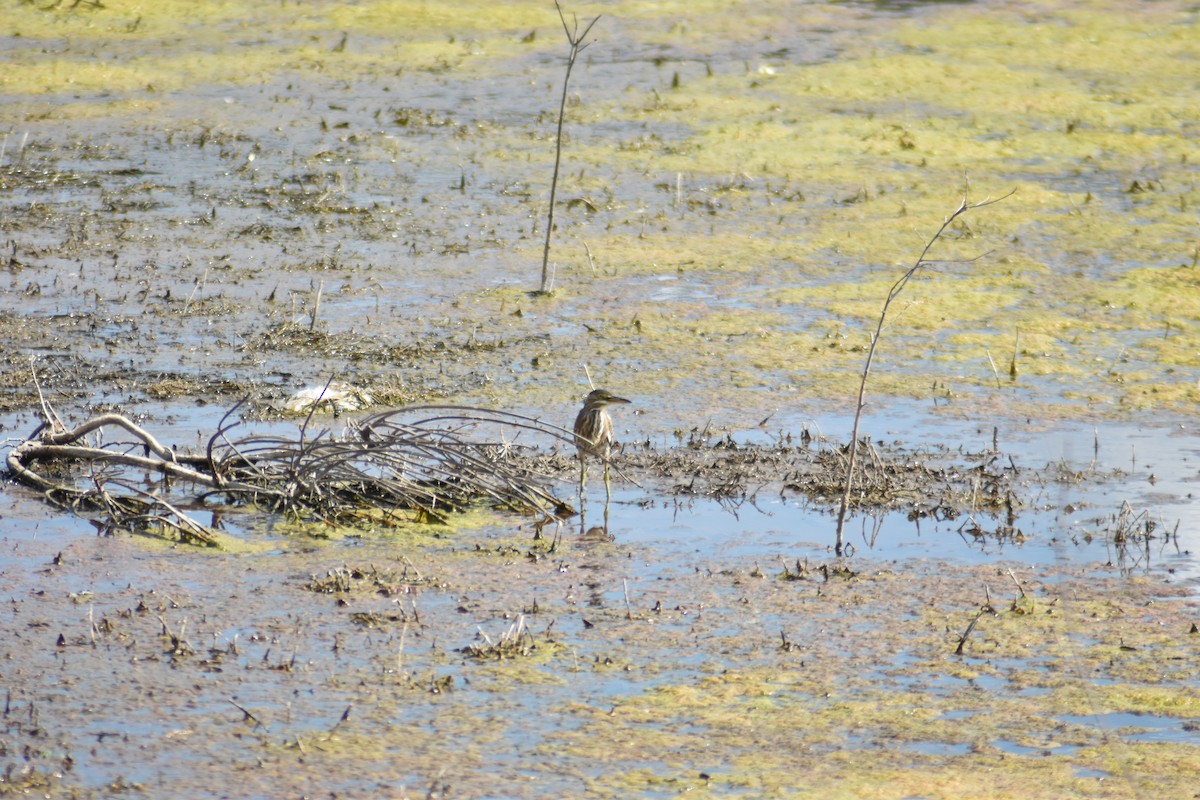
3, 512, 1198, 798
0, 0, 1197, 424
2, 0, 1200, 797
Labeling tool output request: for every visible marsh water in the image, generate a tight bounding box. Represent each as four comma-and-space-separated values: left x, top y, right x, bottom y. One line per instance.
2, 1, 1199, 797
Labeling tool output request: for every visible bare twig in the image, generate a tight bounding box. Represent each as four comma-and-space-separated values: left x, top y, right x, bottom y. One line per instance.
228, 699, 266, 728
833, 190, 1013, 556
538, 2, 600, 295
955, 585, 995, 655
954, 607, 987, 656
29, 356, 66, 434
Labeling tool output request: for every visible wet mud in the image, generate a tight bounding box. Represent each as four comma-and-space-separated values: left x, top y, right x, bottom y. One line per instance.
4, 503, 1198, 799
2, 0, 1199, 797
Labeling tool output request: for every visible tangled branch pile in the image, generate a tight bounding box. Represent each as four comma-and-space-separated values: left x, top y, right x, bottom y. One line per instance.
5, 405, 576, 546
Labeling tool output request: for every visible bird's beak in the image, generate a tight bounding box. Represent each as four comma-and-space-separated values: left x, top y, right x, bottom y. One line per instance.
611, 395, 631, 404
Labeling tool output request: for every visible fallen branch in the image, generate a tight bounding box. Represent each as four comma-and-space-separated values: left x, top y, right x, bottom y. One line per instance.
5, 403, 580, 546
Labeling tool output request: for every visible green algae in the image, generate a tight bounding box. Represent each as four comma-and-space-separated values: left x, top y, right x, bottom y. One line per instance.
0, 0, 543, 96
5, 503, 1198, 799
543, 1, 1200, 419
5, 0, 1199, 421
4, 1, 1200, 794
538, 565, 1200, 800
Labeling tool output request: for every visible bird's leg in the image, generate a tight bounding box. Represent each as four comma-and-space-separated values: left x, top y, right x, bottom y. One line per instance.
578, 455, 588, 532
603, 474, 611, 532
602, 454, 612, 531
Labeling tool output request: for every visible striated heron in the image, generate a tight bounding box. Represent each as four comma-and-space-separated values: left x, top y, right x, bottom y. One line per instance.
573, 388, 630, 516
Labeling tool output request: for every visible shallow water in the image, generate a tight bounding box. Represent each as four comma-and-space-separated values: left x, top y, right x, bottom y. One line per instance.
3, 0, 1200, 796
2, 402, 1198, 797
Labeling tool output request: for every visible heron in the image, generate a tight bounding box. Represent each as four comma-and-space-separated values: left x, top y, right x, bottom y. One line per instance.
572, 388, 630, 520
